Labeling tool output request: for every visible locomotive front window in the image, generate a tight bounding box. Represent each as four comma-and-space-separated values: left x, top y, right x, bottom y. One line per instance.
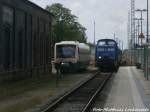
107, 41, 116, 45
98, 41, 106, 46
98, 41, 116, 46
56, 45, 76, 58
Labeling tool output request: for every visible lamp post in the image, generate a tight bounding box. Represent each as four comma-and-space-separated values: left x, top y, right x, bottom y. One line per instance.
147, 0, 149, 43
122, 40, 123, 51
94, 21, 96, 45
135, 27, 138, 46
59, 18, 63, 41
146, 0, 149, 80
135, 9, 147, 45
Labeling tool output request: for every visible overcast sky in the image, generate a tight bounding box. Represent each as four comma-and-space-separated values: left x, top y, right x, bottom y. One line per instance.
29, 0, 148, 49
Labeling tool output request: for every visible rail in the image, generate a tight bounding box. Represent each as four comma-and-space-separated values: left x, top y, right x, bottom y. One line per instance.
42, 71, 112, 112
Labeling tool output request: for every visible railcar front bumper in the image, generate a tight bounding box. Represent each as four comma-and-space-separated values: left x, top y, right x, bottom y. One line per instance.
55, 62, 70, 69
55, 62, 79, 72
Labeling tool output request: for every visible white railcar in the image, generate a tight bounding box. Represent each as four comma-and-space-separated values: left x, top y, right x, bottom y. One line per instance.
54, 41, 90, 72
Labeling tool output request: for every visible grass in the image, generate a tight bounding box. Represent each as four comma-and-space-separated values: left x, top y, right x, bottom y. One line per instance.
0, 99, 41, 112
0, 73, 88, 112
0, 75, 56, 101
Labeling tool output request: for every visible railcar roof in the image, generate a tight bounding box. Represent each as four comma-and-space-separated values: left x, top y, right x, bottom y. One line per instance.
55, 41, 79, 45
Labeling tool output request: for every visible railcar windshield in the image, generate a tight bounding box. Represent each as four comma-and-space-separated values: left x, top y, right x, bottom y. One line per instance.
56, 45, 76, 58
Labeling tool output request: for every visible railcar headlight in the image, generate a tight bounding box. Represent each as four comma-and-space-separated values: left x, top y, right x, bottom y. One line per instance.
61, 62, 65, 65
99, 56, 102, 59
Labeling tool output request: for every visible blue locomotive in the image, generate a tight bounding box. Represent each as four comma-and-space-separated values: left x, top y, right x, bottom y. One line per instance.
95, 39, 122, 72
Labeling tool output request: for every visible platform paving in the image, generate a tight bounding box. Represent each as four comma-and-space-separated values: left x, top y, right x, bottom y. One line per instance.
102, 67, 150, 112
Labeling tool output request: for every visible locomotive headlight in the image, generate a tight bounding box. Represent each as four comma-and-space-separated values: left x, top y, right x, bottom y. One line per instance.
99, 56, 102, 59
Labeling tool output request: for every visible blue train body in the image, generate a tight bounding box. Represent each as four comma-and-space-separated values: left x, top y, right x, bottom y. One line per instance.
95, 39, 121, 72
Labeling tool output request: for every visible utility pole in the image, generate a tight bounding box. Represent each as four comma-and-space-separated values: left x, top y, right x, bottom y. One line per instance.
128, 11, 131, 49
116, 37, 118, 44
118, 40, 120, 48
146, 0, 149, 80
136, 26, 138, 45
122, 40, 124, 50
131, 0, 135, 64
94, 21, 95, 45
114, 33, 116, 41
137, 19, 140, 45
131, 0, 135, 49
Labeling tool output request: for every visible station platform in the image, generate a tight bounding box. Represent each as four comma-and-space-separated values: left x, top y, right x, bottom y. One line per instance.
103, 67, 150, 111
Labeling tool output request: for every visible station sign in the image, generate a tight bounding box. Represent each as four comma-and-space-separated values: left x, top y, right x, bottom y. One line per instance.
139, 33, 145, 38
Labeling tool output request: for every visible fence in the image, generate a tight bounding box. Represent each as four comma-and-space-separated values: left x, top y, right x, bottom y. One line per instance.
128, 44, 150, 80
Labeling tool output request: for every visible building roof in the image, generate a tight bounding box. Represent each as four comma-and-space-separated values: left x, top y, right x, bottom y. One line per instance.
23, 0, 53, 16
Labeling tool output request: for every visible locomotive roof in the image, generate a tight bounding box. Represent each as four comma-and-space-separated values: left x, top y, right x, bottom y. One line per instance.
98, 39, 116, 42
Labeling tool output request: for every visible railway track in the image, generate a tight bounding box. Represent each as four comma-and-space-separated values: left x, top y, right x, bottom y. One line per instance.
42, 72, 112, 112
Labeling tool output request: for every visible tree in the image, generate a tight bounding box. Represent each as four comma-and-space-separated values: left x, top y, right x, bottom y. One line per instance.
46, 3, 87, 43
